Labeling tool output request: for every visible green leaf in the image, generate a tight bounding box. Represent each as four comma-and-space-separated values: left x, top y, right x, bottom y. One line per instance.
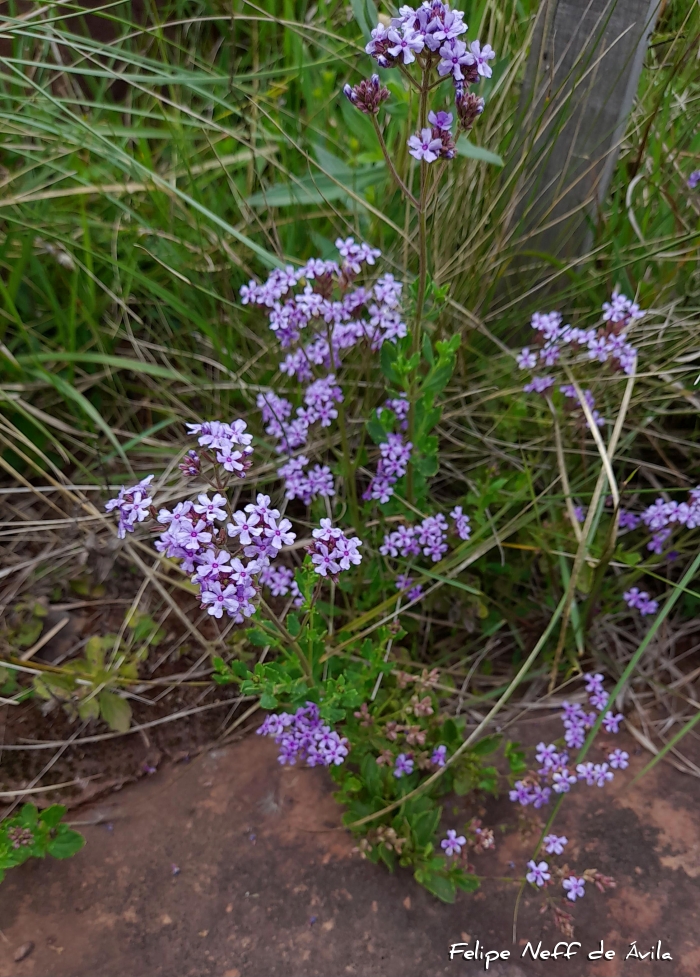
287, 614, 301, 638
247, 628, 271, 648
471, 734, 502, 756
247, 166, 381, 209
418, 870, 456, 903
456, 138, 504, 166
259, 692, 278, 710
455, 871, 480, 893
98, 691, 132, 733
39, 805, 67, 829
349, 0, 371, 40
48, 827, 85, 860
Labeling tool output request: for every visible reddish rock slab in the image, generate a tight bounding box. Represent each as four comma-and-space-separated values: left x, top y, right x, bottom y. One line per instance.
0, 730, 698, 977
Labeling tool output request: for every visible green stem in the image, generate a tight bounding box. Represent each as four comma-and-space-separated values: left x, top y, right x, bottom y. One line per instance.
406, 71, 430, 504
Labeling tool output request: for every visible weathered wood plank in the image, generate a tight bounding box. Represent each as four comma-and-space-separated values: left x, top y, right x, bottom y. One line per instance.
513, 0, 662, 258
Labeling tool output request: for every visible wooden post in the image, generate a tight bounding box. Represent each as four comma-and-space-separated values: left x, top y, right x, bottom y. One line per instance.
512, 0, 662, 259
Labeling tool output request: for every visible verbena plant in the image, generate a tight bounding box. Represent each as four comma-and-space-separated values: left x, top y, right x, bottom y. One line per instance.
1, 0, 699, 914
97, 1, 700, 909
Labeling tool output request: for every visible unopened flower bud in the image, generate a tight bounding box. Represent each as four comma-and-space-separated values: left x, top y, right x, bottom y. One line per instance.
342, 74, 390, 116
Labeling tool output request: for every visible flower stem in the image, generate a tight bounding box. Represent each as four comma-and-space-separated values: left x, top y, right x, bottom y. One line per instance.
406, 70, 430, 503
371, 116, 419, 208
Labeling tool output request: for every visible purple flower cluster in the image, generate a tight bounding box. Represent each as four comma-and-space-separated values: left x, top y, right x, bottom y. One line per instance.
509, 672, 623, 811
395, 573, 424, 601
156, 487, 296, 623
363, 433, 413, 503
623, 587, 659, 617
361, 2, 493, 155
517, 293, 643, 407
243, 241, 406, 504
687, 170, 700, 191
105, 416, 309, 623
381, 509, 469, 565
640, 486, 700, 555
257, 702, 349, 767
309, 519, 363, 579
105, 474, 154, 539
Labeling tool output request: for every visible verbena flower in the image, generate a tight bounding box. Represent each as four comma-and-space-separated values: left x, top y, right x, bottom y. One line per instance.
104, 475, 154, 538
608, 749, 629, 769
361, 1, 493, 138
394, 752, 415, 777
408, 127, 443, 162
525, 860, 550, 887
441, 829, 466, 856
257, 702, 349, 767
310, 520, 363, 579
562, 876, 585, 901
431, 744, 447, 766
688, 170, 700, 190
543, 834, 568, 855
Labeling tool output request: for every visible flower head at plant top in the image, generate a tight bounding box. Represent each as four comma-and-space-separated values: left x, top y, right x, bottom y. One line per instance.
353, 1, 494, 162
688, 170, 700, 191
257, 702, 349, 767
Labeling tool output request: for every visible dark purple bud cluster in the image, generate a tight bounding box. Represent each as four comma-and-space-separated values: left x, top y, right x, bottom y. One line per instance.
342, 74, 390, 115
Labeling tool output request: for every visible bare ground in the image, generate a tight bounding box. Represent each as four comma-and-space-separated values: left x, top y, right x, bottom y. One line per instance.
1, 719, 699, 977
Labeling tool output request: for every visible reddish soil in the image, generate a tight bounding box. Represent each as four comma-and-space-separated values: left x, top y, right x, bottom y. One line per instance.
1, 721, 699, 977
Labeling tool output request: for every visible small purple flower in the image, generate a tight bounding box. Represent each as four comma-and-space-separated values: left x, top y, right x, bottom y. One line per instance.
535, 742, 558, 768
687, 170, 700, 191
393, 752, 414, 778
431, 745, 447, 767
543, 834, 568, 855
509, 781, 534, 806
441, 829, 466, 857
428, 110, 453, 131
602, 711, 624, 734
531, 784, 552, 809
408, 127, 443, 163
592, 762, 614, 787
608, 749, 629, 769
552, 768, 577, 793
584, 672, 605, 693
576, 762, 596, 786
589, 689, 609, 712
525, 860, 550, 887
386, 26, 424, 64
469, 40, 496, 78
516, 347, 537, 370
562, 876, 585, 902
437, 39, 475, 81
523, 375, 555, 394
193, 492, 228, 523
